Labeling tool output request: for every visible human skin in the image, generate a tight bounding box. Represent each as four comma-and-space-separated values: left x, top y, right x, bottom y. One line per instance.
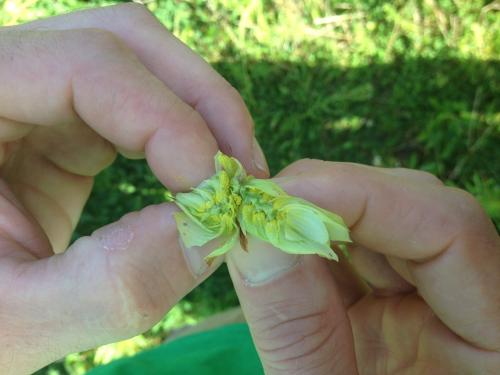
0, 4, 268, 374
227, 161, 500, 374
1, 3, 499, 375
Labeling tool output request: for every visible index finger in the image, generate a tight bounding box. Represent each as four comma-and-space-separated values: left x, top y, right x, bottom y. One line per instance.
0, 28, 217, 192
277, 159, 500, 351
9, 3, 267, 177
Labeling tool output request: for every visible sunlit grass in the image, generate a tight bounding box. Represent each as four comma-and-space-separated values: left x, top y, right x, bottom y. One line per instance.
2, 1, 498, 374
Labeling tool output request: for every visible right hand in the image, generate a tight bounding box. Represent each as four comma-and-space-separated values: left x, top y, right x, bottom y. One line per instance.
227, 160, 500, 374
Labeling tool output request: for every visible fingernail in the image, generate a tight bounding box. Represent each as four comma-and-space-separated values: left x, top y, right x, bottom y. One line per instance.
252, 137, 269, 174
228, 235, 300, 286
180, 236, 225, 277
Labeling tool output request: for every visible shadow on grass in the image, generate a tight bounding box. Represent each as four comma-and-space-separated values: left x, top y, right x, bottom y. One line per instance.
219, 56, 499, 178
75, 55, 498, 322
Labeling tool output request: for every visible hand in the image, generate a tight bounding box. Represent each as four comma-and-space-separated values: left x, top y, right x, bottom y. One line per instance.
227, 160, 500, 374
0, 4, 268, 374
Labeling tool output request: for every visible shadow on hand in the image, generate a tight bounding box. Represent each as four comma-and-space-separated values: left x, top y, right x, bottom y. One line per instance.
77, 55, 499, 316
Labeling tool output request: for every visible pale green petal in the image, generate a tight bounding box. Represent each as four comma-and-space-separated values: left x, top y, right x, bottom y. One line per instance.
174, 200, 205, 228
204, 229, 239, 260
286, 207, 330, 244
215, 151, 246, 180
317, 208, 349, 231
173, 151, 350, 263
175, 191, 204, 209
241, 214, 266, 240
325, 220, 352, 243
238, 205, 253, 236
176, 189, 212, 211
283, 225, 302, 242
281, 197, 351, 244
174, 212, 218, 248
290, 197, 347, 226
272, 236, 339, 261
315, 247, 339, 261
264, 220, 280, 244
337, 243, 350, 259
240, 211, 272, 241
214, 151, 227, 173
244, 178, 285, 197
191, 185, 216, 200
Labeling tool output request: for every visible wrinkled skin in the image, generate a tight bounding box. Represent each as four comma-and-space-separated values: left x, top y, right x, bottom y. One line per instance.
226, 161, 500, 374
0, 4, 499, 375
0, 4, 266, 374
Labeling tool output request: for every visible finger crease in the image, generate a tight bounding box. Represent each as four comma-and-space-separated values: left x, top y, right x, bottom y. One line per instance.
349, 193, 369, 233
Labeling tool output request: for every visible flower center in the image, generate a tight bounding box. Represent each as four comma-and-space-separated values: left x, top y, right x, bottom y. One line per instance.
240, 186, 286, 226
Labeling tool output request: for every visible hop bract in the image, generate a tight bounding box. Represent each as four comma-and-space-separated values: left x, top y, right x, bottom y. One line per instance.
173, 152, 351, 262
174, 152, 245, 258
239, 179, 351, 261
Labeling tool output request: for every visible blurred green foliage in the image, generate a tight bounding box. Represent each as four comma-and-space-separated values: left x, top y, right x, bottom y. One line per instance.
1, 0, 499, 374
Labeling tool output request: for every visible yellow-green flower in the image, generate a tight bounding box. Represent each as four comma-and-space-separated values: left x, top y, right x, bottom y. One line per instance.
173, 152, 245, 258
173, 152, 351, 262
239, 179, 351, 261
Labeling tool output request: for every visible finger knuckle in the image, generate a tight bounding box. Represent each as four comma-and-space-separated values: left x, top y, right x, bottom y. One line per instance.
413, 170, 443, 185
85, 219, 170, 335
305, 163, 364, 192
181, 104, 207, 129
79, 28, 125, 55
160, 105, 212, 145
106, 261, 165, 335
107, 83, 186, 149
222, 84, 253, 130
395, 168, 444, 185
289, 158, 317, 168
447, 187, 487, 233
286, 158, 324, 172
253, 303, 337, 373
145, 102, 207, 145
115, 2, 154, 22
224, 84, 245, 105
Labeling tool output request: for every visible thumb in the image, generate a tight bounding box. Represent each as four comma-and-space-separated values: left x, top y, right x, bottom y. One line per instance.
4, 203, 221, 374
227, 236, 358, 375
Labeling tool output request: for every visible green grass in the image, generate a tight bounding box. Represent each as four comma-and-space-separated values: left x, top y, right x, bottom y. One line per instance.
2, 0, 499, 373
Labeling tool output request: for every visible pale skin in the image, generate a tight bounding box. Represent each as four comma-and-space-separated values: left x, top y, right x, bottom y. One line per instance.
0, 4, 499, 375
228, 163, 500, 374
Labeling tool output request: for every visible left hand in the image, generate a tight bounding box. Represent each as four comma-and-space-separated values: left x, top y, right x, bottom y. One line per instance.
0, 4, 268, 374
